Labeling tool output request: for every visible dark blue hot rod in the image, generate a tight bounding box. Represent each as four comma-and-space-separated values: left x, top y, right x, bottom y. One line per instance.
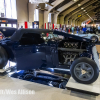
0, 29, 99, 84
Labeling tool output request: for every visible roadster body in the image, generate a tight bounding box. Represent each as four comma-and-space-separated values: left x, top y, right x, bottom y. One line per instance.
0, 29, 99, 84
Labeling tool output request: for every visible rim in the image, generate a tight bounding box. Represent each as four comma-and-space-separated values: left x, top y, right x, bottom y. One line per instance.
74, 62, 94, 81
92, 37, 97, 42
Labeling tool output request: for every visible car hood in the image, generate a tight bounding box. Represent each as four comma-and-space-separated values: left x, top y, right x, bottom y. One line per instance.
75, 34, 99, 39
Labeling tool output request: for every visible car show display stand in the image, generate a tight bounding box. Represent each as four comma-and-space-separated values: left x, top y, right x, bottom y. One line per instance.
66, 75, 100, 96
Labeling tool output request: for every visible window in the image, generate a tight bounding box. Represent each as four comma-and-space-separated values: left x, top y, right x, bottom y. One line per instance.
34, 9, 39, 21
0, 0, 17, 19
7, 24, 12, 27
1, 24, 5, 27
5, 0, 12, 18
0, 0, 5, 17
20, 33, 44, 45
48, 13, 51, 22
13, 24, 17, 28
45, 4, 48, 8
41, 32, 60, 41
10, 0, 17, 19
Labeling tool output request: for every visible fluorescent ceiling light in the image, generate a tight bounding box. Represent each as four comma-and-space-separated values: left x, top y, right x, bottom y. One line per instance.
29, 0, 49, 3
86, 14, 94, 21
81, 8, 84, 9
78, 4, 81, 6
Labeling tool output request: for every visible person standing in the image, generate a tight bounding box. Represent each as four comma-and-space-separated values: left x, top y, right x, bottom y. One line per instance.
93, 26, 96, 34
76, 26, 80, 34
66, 26, 69, 33
82, 26, 87, 34
71, 26, 74, 34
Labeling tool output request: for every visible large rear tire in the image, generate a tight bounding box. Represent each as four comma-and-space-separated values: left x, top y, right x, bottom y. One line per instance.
0, 46, 8, 69
70, 57, 99, 84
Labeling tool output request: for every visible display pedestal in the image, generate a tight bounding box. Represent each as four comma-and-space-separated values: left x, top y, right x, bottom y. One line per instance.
0, 66, 16, 76
66, 75, 100, 96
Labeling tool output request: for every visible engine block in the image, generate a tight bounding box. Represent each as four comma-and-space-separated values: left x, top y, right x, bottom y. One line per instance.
58, 51, 79, 65
63, 42, 79, 49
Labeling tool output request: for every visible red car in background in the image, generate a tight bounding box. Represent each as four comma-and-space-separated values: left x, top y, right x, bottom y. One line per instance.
0, 31, 3, 40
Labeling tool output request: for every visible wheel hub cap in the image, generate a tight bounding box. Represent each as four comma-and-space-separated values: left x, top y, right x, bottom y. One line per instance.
74, 62, 94, 81
81, 69, 87, 75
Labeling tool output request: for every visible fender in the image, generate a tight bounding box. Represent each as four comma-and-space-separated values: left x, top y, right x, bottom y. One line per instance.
1, 45, 15, 62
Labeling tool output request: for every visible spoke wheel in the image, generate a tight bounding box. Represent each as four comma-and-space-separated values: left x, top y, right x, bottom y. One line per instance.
70, 57, 99, 84
74, 62, 94, 81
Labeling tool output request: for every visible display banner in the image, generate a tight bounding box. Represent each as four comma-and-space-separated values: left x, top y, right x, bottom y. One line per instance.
24, 22, 28, 29
45, 23, 48, 29
48, 23, 52, 30
54, 24, 60, 30
32, 21, 39, 29
45, 23, 52, 29
53, 24, 54, 29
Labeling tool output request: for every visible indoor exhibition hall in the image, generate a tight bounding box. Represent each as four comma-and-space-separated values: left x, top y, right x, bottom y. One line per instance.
0, 0, 100, 100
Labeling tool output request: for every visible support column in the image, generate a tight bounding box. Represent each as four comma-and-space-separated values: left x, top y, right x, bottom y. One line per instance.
54, 13, 59, 24
43, 0, 64, 26
79, 21, 82, 26
65, 17, 68, 25
16, 0, 29, 28
75, 21, 78, 26
69, 19, 72, 25
57, 16, 60, 24
77, 21, 81, 26
28, 3, 38, 27
44, 11, 49, 26
72, 20, 75, 26
44, 4, 53, 27
59, 16, 64, 24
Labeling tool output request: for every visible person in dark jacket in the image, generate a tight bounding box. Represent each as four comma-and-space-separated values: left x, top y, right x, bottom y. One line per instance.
93, 26, 96, 34
66, 27, 68, 33
76, 26, 80, 34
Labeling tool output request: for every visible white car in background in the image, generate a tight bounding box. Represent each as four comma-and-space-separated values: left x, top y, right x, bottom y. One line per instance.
75, 33, 99, 43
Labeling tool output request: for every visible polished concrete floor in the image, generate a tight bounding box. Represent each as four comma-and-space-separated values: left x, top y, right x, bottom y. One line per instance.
0, 31, 100, 100
0, 60, 99, 100
0, 74, 100, 100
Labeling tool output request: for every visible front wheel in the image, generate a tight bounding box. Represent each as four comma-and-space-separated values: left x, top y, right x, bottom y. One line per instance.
0, 46, 8, 69
70, 57, 99, 84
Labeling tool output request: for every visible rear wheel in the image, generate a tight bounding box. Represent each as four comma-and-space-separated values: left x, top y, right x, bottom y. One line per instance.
70, 57, 99, 84
91, 36, 98, 43
0, 46, 8, 69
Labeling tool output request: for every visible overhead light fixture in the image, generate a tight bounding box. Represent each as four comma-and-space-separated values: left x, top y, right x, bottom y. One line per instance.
29, 0, 49, 3
81, 8, 84, 9
78, 4, 81, 6
86, 14, 94, 21
73, 0, 77, 1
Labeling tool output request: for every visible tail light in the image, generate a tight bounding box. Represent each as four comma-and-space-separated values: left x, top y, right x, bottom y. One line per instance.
0, 35, 3, 40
